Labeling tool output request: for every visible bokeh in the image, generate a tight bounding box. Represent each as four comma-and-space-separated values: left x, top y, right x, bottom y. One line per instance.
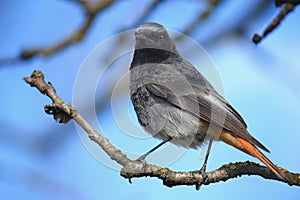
0, 0, 299, 199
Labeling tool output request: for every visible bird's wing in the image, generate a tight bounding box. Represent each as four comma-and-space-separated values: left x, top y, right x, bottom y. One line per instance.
145, 82, 270, 152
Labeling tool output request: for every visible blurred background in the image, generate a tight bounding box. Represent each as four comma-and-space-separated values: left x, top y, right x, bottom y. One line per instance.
1, 0, 300, 199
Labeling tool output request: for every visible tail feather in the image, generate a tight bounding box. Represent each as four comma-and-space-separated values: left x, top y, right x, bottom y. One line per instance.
219, 131, 287, 181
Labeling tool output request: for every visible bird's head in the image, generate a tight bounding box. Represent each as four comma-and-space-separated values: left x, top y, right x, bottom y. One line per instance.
134, 22, 178, 53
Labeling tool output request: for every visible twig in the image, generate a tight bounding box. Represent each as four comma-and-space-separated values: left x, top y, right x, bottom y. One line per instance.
23, 70, 130, 166
24, 70, 299, 189
128, 0, 164, 28
0, 0, 115, 63
252, 0, 300, 44
174, 0, 223, 41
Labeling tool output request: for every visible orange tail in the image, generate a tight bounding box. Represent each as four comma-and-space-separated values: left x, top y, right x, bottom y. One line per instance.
219, 131, 287, 180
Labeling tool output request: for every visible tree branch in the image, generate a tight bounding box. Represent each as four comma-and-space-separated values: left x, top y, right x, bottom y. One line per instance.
252, 0, 300, 44
2, 0, 295, 64
24, 70, 299, 189
174, 0, 223, 42
1, 0, 114, 63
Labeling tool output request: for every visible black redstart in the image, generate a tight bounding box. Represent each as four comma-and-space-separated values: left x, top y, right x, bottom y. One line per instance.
129, 22, 286, 180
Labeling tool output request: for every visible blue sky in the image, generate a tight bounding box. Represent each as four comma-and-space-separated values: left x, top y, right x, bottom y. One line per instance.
0, 0, 299, 199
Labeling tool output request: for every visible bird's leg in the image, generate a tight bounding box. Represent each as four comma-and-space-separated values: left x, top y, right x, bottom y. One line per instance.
136, 137, 172, 161
199, 137, 214, 177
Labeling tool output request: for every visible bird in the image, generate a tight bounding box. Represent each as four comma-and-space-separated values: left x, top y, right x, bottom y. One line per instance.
129, 22, 287, 180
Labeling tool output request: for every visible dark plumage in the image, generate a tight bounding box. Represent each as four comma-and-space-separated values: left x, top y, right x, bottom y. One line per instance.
129, 22, 286, 180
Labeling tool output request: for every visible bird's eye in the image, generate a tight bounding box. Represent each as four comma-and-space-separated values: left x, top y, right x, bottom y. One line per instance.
160, 35, 164, 38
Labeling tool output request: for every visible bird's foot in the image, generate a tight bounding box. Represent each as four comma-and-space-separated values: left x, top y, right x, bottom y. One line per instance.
134, 155, 147, 170
198, 163, 209, 182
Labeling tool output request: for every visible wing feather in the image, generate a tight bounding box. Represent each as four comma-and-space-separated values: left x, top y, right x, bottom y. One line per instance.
145, 82, 269, 152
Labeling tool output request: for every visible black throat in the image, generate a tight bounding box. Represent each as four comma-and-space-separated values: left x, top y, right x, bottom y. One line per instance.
130, 48, 178, 69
